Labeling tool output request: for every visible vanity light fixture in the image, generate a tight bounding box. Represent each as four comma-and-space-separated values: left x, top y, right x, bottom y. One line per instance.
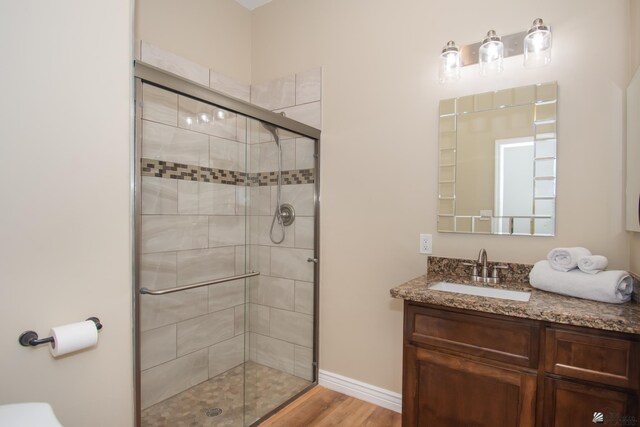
439, 40, 461, 83
479, 30, 504, 76
439, 18, 551, 82
524, 18, 552, 68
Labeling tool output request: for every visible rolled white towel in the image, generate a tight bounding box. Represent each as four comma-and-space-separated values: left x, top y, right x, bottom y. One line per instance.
529, 261, 633, 304
578, 255, 609, 274
547, 247, 592, 272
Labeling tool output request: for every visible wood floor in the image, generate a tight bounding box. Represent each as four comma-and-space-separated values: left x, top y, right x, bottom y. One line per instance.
259, 386, 401, 427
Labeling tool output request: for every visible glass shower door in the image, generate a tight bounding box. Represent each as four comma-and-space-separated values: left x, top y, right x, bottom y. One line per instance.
243, 119, 317, 424
137, 81, 252, 426
135, 73, 318, 426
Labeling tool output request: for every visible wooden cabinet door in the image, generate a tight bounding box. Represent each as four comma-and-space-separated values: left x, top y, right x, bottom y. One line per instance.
543, 377, 638, 427
406, 347, 536, 427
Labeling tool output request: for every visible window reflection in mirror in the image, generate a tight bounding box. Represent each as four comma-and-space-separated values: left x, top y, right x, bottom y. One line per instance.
437, 82, 557, 236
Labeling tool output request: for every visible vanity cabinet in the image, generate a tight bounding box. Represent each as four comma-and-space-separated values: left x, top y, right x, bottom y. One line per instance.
402, 302, 640, 427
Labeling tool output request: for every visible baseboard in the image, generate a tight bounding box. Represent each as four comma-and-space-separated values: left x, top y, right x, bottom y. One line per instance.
318, 370, 402, 413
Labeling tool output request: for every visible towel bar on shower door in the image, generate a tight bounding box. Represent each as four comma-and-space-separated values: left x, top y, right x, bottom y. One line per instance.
139, 271, 260, 296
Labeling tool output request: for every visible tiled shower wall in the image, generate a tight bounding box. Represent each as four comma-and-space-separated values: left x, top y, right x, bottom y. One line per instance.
246, 68, 321, 380
139, 83, 250, 410
136, 40, 321, 406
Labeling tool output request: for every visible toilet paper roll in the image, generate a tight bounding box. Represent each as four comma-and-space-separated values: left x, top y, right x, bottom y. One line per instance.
49, 320, 98, 357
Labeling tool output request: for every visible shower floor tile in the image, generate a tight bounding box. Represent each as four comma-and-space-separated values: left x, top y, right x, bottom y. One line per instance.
141, 361, 312, 427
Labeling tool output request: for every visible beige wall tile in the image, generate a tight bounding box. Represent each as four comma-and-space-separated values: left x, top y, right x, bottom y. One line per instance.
269, 308, 313, 347
141, 348, 208, 409
250, 75, 295, 110
142, 120, 210, 167
273, 184, 314, 217
270, 247, 314, 282
141, 176, 178, 214
199, 182, 236, 215
249, 187, 271, 216
209, 69, 250, 103
235, 245, 246, 275
249, 141, 294, 173
177, 180, 199, 214
234, 304, 245, 336
141, 215, 208, 253
178, 181, 237, 215
255, 275, 294, 311
236, 186, 247, 215
255, 334, 294, 374
257, 215, 294, 247
140, 41, 209, 87
274, 101, 321, 129
208, 279, 245, 313
295, 138, 315, 170
140, 252, 177, 290
294, 345, 313, 381
294, 281, 314, 315
178, 96, 237, 140
176, 247, 235, 285
237, 115, 247, 144
248, 332, 258, 362
210, 136, 241, 171
140, 324, 176, 371
176, 308, 235, 356
208, 335, 244, 378
294, 216, 314, 250
209, 215, 245, 247
140, 288, 208, 332
295, 68, 321, 105
249, 303, 270, 335
142, 84, 178, 126
249, 245, 271, 276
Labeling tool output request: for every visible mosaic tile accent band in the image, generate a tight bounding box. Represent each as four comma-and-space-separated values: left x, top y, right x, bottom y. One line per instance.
141, 158, 315, 187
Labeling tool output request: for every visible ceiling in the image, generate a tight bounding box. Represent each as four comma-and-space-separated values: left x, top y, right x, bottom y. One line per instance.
234, 0, 272, 10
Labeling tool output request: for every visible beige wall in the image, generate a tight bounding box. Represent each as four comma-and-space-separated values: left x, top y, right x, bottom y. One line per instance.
0, 1, 134, 426
252, 0, 631, 393
630, 0, 640, 275
135, 0, 252, 84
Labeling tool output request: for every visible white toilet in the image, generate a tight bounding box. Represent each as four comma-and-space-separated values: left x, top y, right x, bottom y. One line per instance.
0, 403, 63, 426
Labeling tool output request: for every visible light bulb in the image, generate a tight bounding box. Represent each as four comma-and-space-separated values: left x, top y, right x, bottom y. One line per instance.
524, 18, 552, 68
479, 30, 504, 76
439, 41, 461, 83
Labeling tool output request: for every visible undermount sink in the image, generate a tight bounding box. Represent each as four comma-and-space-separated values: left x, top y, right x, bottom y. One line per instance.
429, 282, 531, 302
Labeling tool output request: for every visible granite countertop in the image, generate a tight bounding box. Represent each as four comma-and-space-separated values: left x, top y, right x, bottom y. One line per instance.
390, 273, 640, 335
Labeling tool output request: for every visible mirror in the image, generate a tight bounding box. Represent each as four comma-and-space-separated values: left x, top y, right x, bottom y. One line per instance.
438, 82, 557, 236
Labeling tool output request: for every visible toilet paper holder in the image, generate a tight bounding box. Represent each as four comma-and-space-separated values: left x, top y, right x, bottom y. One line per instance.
18, 317, 103, 347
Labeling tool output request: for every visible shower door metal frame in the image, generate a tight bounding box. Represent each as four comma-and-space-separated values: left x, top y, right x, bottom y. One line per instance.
132, 61, 321, 427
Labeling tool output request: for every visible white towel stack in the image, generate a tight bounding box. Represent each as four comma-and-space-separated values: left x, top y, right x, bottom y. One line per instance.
529, 248, 633, 304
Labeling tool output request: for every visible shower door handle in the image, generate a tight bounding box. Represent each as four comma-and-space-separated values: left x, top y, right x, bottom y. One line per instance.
307, 258, 318, 263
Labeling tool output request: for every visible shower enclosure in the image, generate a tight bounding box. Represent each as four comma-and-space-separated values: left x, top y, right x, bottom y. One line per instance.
133, 63, 320, 426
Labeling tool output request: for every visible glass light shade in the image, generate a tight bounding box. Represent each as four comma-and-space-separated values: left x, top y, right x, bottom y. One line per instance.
524, 18, 552, 68
479, 30, 504, 76
439, 41, 461, 83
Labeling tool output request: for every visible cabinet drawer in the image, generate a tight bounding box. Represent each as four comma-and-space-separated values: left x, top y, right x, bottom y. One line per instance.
407, 304, 539, 368
545, 328, 639, 390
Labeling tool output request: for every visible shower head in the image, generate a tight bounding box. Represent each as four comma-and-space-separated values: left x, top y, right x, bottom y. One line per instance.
260, 112, 286, 145
260, 121, 279, 145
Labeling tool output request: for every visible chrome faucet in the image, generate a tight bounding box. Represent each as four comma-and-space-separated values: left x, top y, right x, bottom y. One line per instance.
462, 248, 508, 284
477, 248, 488, 281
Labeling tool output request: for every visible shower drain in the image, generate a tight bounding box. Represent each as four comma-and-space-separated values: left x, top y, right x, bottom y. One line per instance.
205, 408, 223, 417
